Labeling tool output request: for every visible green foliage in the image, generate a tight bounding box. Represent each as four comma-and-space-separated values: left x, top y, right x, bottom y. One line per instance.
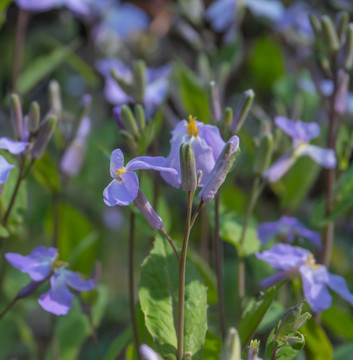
103, 327, 132, 360
139, 235, 207, 359
203, 332, 222, 360
137, 110, 163, 155
322, 306, 353, 340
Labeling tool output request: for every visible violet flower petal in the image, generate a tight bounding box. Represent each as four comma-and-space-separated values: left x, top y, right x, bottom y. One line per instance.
110, 149, 125, 178
263, 153, 296, 182
15, 0, 59, 11
0, 156, 15, 184
260, 271, 290, 288
127, 156, 177, 175
140, 344, 160, 360
0, 137, 29, 155
103, 172, 139, 206
65, 270, 95, 291
198, 124, 226, 160
327, 272, 353, 306
275, 117, 320, 142
205, 0, 235, 32
300, 145, 337, 168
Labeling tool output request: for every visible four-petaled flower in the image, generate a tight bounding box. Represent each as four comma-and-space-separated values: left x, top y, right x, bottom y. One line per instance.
6, 246, 95, 315
103, 149, 178, 207
256, 243, 353, 312
162, 116, 225, 188
257, 216, 321, 249
263, 116, 336, 182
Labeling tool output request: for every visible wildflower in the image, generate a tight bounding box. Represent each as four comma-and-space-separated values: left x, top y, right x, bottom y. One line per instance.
15, 0, 91, 15
162, 116, 225, 188
257, 216, 321, 249
205, 0, 236, 33
256, 243, 353, 312
263, 117, 336, 182
0, 137, 29, 155
103, 149, 178, 207
5, 246, 95, 315
0, 156, 15, 185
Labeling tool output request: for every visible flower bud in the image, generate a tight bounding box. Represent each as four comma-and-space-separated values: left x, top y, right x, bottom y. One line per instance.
199, 135, 240, 203
210, 81, 222, 123
335, 71, 349, 114
10, 94, 23, 139
121, 105, 139, 137
344, 24, 353, 71
133, 60, 146, 103
133, 190, 163, 230
113, 106, 125, 129
28, 101, 40, 133
308, 13, 322, 36
253, 133, 273, 175
219, 328, 241, 360
246, 340, 260, 360
30, 116, 57, 159
321, 15, 340, 53
135, 104, 146, 131
222, 107, 233, 128
337, 11, 349, 43
111, 68, 132, 94
180, 143, 197, 192
49, 80, 62, 118
232, 89, 255, 132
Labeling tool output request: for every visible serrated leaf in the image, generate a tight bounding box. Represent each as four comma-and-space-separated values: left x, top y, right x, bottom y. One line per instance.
266, 330, 305, 360
277, 302, 311, 337
139, 235, 207, 359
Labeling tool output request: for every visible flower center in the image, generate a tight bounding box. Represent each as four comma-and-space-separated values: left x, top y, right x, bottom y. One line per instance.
185, 115, 198, 137
116, 167, 126, 180
53, 253, 68, 269
305, 253, 320, 268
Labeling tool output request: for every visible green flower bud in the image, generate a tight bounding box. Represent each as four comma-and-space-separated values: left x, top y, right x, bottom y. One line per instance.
49, 80, 62, 118
253, 133, 273, 175
232, 89, 255, 132
121, 105, 139, 137
321, 15, 340, 53
308, 13, 322, 35
180, 143, 197, 192
10, 94, 23, 138
223, 107, 233, 129
133, 60, 146, 103
28, 101, 40, 133
337, 11, 349, 43
344, 24, 353, 71
220, 328, 241, 360
134, 104, 146, 131
30, 116, 57, 159
210, 81, 222, 123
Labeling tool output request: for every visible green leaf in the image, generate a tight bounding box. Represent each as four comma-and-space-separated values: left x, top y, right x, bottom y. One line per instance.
175, 62, 210, 123
0, 0, 12, 29
333, 343, 353, 360
139, 235, 208, 359
238, 285, 281, 349
0, 224, 9, 238
301, 318, 333, 360
103, 327, 132, 360
203, 332, 222, 360
18, 41, 79, 94
322, 306, 353, 340
31, 152, 60, 191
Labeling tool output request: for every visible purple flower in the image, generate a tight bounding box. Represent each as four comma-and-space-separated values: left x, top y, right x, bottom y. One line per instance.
162, 116, 225, 188
15, 0, 90, 15
263, 117, 336, 182
0, 156, 15, 185
245, 0, 284, 22
6, 246, 95, 315
0, 137, 29, 155
103, 149, 177, 207
96, 59, 170, 117
257, 216, 321, 249
205, 0, 236, 32
256, 244, 353, 312
140, 344, 160, 360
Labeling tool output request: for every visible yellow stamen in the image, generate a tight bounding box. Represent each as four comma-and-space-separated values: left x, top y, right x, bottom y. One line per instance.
185, 115, 199, 137
53, 253, 68, 269
305, 253, 320, 268
116, 167, 127, 180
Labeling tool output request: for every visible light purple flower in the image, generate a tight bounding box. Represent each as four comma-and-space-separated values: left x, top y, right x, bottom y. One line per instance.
6, 246, 95, 315
0, 137, 29, 155
96, 59, 171, 117
256, 244, 353, 312
162, 116, 225, 188
140, 344, 160, 360
245, 0, 284, 22
15, 0, 90, 15
257, 216, 321, 249
263, 117, 336, 182
103, 149, 177, 207
205, 0, 236, 32
0, 156, 15, 185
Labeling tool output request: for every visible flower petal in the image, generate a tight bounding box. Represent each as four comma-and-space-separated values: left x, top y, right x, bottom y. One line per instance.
260, 271, 290, 288
103, 173, 139, 206
0, 137, 29, 155
65, 270, 95, 291
275, 117, 320, 142
140, 344, 160, 360
38, 274, 73, 315
327, 272, 353, 306
257, 221, 283, 244
110, 149, 125, 178
127, 156, 177, 175
0, 156, 15, 184
299, 265, 332, 312
300, 145, 336, 168
263, 153, 296, 182
198, 124, 225, 160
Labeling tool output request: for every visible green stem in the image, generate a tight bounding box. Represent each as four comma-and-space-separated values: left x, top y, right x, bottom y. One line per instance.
0, 296, 18, 321
160, 228, 180, 263
177, 191, 194, 360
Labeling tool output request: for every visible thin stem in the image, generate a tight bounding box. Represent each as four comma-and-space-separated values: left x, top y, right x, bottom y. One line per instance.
87, 310, 100, 360
177, 191, 194, 360
0, 296, 18, 321
52, 191, 59, 247
160, 228, 180, 263
190, 200, 204, 228
214, 194, 226, 339
237, 175, 262, 313
128, 211, 141, 360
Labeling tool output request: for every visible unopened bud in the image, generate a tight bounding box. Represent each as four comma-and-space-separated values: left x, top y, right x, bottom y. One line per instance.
253, 133, 273, 175
319, 56, 332, 75
246, 340, 260, 360
199, 135, 240, 203
121, 105, 139, 137
322, 15, 340, 53
30, 116, 57, 159
49, 80, 62, 118
337, 11, 349, 43
220, 328, 241, 360
232, 89, 255, 132
28, 101, 40, 133
135, 104, 146, 131
180, 143, 197, 192
335, 71, 349, 114
308, 13, 322, 35
10, 94, 23, 138
197, 170, 203, 186
210, 81, 222, 123
113, 106, 125, 129
223, 107, 233, 128
344, 24, 353, 70
111, 68, 132, 94
133, 60, 146, 103
133, 190, 163, 230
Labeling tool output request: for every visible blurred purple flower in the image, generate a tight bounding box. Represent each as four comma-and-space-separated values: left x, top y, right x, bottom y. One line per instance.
263, 117, 336, 182
6, 246, 95, 315
96, 59, 171, 117
205, 0, 236, 32
140, 344, 160, 360
162, 116, 225, 188
245, 0, 284, 21
257, 216, 321, 249
60, 116, 91, 177
103, 149, 177, 207
0, 156, 15, 185
15, 0, 91, 15
0, 137, 29, 155
256, 243, 353, 312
